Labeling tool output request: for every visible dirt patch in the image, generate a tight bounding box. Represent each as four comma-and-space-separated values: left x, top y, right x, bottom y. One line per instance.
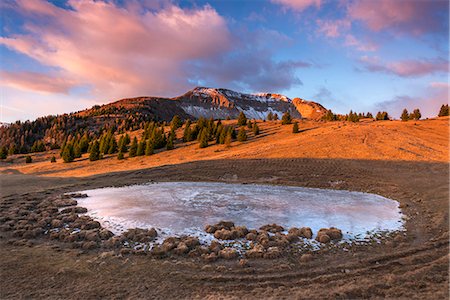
0, 157, 448, 299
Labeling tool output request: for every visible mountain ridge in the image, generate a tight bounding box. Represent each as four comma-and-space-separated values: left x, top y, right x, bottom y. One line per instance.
81, 87, 327, 121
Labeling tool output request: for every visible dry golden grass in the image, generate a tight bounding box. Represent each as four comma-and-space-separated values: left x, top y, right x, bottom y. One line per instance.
1, 117, 448, 177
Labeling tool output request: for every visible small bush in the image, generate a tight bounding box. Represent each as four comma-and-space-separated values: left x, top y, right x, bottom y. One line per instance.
25, 155, 32, 163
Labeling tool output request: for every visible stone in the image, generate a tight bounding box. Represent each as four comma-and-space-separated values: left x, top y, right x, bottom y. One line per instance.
174, 242, 189, 255
238, 259, 249, 268
264, 247, 281, 259
260, 223, 284, 233
219, 248, 238, 259
300, 253, 313, 263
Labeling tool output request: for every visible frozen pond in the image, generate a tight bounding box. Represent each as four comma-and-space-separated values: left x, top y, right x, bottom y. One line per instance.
76, 182, 404, 241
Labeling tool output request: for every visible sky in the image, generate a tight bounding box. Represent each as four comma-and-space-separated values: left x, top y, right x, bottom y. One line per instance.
0, 0, 448, 122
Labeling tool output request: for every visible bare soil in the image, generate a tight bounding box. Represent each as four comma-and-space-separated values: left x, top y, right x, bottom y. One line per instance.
0, 119, 449, 299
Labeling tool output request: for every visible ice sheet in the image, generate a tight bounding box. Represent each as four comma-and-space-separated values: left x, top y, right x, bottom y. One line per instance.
76, 182, 404, 241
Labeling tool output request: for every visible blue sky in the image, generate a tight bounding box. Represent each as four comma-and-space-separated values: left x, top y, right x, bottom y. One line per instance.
0, 0, 448, 122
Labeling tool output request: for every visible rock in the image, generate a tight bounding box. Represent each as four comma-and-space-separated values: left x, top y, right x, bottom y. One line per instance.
238, 259, 249, 268
300, 227, 313, 239
99, 229, 114, 240
203, 252, 218, 262
219, 248, 238, 259
82, 221, 101, 230
209, 240, 223, 253
274, 234, 290, 248
204, 225, 217, 234
54, 199, 78, 207
300, 253, 313, 263
204, 221, 235, 234
150, 245, 166, 258
214, 229, 237, 240
182, 236, 200, 249
122, 228, 157, 243
316, 233, 331, 243
245, 232, 257, 241
120, 248, 132, 256
61, 207, 88, 214
288, 227, 313, 239
103, 237, 121, 249
316, 227, 342, 242
162, 238, 179, 252
81, 241, 97, 250
260, 223, 284, 233
286, 233, 299, 243
264, 247, 282, 259
51, 219, 63, 228
246, 244, 265, 259
174, 242, 189, 255
85, 230, 100, 242
65, 193, 88, 198
234, 226, 248, 238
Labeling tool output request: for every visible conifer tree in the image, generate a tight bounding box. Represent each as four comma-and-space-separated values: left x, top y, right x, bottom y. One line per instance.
199, 128, 209, 148
410, 108, 421, 120
62, 142, 75, 163
166, 134, 174, 150
79, 134, 90, 153
124, 133, 131, 146
273, 113, 279, 121
183, 120, 192, 142
0, 146, 8, 159
117, 151, 124, 160
225, 131, 232, 147
237, 127, 247, 142
129, 137, 138, 157
237, 112, 247, 126
171, 115, 182, 130
438, 104, 449, 117
74, 142, 82, 158
267, 112, 273, 121
400, 109, 409, 121
89, 140, 100, 161
25, 155, 32, 163
145, 140, 154, 155
108, 136, 118, 154
137, 140, 145, 156
51, 156, 56, 163
247, 120, 253, 129
281, 111, 292, 125
293, 121, 299, 133
253, 122, 260, 135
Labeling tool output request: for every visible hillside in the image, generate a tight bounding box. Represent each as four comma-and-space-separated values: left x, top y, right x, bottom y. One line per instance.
0, 87, 323, 153
82, 87, 304, 120
2, 117, 448, 178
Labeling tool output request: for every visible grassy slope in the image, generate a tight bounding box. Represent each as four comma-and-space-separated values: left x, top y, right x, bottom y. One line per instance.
1, 117, 448, 177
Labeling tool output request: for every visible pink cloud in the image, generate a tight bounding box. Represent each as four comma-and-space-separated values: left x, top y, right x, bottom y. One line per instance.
359, 56, 449, 77
316, 19, 350, 38
376, 82, 449, 118
344, 35, 378, 52
1, 0, 232, 99
0, 70, 76, 94
271, 0, 322, 12
348, 0, 448, 36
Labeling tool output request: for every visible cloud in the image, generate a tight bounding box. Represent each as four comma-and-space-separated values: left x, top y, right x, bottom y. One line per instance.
344, 34, 378, 52
348, 0, 449, 36
358, 56, 449, 77
0, 70, 76, 94
1, 0, 309, 109
316, 19, 350, 38
188, 28, 312, 92
1, 0, 232, 100
375, 82, 449, 118
271, 0, 322, 12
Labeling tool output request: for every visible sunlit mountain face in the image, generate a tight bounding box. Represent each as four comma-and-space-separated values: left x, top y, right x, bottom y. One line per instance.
1, 0, 448, 122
